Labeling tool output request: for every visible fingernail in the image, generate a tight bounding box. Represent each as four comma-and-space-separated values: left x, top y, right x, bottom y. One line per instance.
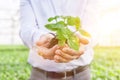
62, 48, 68, 52
58, 52, 61, 55
56, 50, 61, 55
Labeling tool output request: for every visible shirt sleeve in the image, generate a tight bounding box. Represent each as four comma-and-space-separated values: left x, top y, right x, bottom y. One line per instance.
19, 0, 44, 48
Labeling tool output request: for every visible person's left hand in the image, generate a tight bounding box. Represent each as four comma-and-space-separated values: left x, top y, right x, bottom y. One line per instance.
53, 32, 89, 63
54, 44, 85, 63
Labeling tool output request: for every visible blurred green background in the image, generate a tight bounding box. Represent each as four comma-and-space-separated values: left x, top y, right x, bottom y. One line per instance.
0, 0, 120, 80
0, 45, 120, 80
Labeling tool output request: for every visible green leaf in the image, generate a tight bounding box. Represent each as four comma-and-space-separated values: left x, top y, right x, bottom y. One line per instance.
45, 24, 58, 31
67, 16, 75, 26
56, 30, 66, 46
74, 17, 81, 30
58, 39, 66, 46
56, 21, 66, 27
60, 27, 72, 39
48, 17, 55, 22
67, 16, 81, 30
45, 21, 66, 31
79, 29, 91, 37
56, 30, 65, 39
54, 16, 60, 20
67, 36, 79, 51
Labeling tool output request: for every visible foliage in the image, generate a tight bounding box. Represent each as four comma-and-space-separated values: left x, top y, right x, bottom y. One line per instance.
0, 45, 120, 80
91, 46, 120, 80
45, 16, 90, 50
0, 45, 31, 80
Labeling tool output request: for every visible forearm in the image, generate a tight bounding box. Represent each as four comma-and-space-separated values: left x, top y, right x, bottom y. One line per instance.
20, 0, 46, 48
19, 27, 46, 48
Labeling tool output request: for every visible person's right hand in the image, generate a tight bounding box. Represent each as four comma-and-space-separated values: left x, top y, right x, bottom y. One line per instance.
54, 44, 85, 63
35, 34, 59, 60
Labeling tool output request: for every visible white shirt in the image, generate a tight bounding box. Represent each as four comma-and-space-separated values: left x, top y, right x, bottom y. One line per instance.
20, 0, 95, 72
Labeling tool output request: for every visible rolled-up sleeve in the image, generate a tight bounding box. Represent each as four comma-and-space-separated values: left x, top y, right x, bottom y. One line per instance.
20, 0, 43, 48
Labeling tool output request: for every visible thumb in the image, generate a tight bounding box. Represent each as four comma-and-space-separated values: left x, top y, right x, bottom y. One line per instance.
36, 35, 49, 46
74, 32, 89, 44
36, 34, 55, 46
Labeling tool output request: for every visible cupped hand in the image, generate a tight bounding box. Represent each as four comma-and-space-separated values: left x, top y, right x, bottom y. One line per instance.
53, 32, 89, 63
37, 45, 59, 60
54, 44, 85, 63
35, 34, 59, 60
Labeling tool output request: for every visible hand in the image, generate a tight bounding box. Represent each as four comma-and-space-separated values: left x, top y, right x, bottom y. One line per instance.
53, 32, 88, 63
35, 34, 59, 60
54, 44, 85, 63
36, 45, 59, 60
36, 34, 54, 47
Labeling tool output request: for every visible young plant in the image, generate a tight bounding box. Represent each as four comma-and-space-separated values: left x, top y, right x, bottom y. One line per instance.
45, 16, 90, 51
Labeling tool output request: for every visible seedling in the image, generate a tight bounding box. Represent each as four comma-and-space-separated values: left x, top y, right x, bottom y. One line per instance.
45, 16, 90, 51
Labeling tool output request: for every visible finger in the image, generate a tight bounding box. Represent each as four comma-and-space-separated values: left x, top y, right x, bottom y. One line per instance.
50, 45, 59, 53
36, 38, 49, 46
37, 45, 57, 59
42, 45, 59, 58
37, 46, 48, 57
54, 55, 69, 63
74, 32, 89, 44
79, 37, 89, 45
42, 42, 51, 47
62, 47, 84, 56
55, 50, 77, 60
37, 44, 58, 54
